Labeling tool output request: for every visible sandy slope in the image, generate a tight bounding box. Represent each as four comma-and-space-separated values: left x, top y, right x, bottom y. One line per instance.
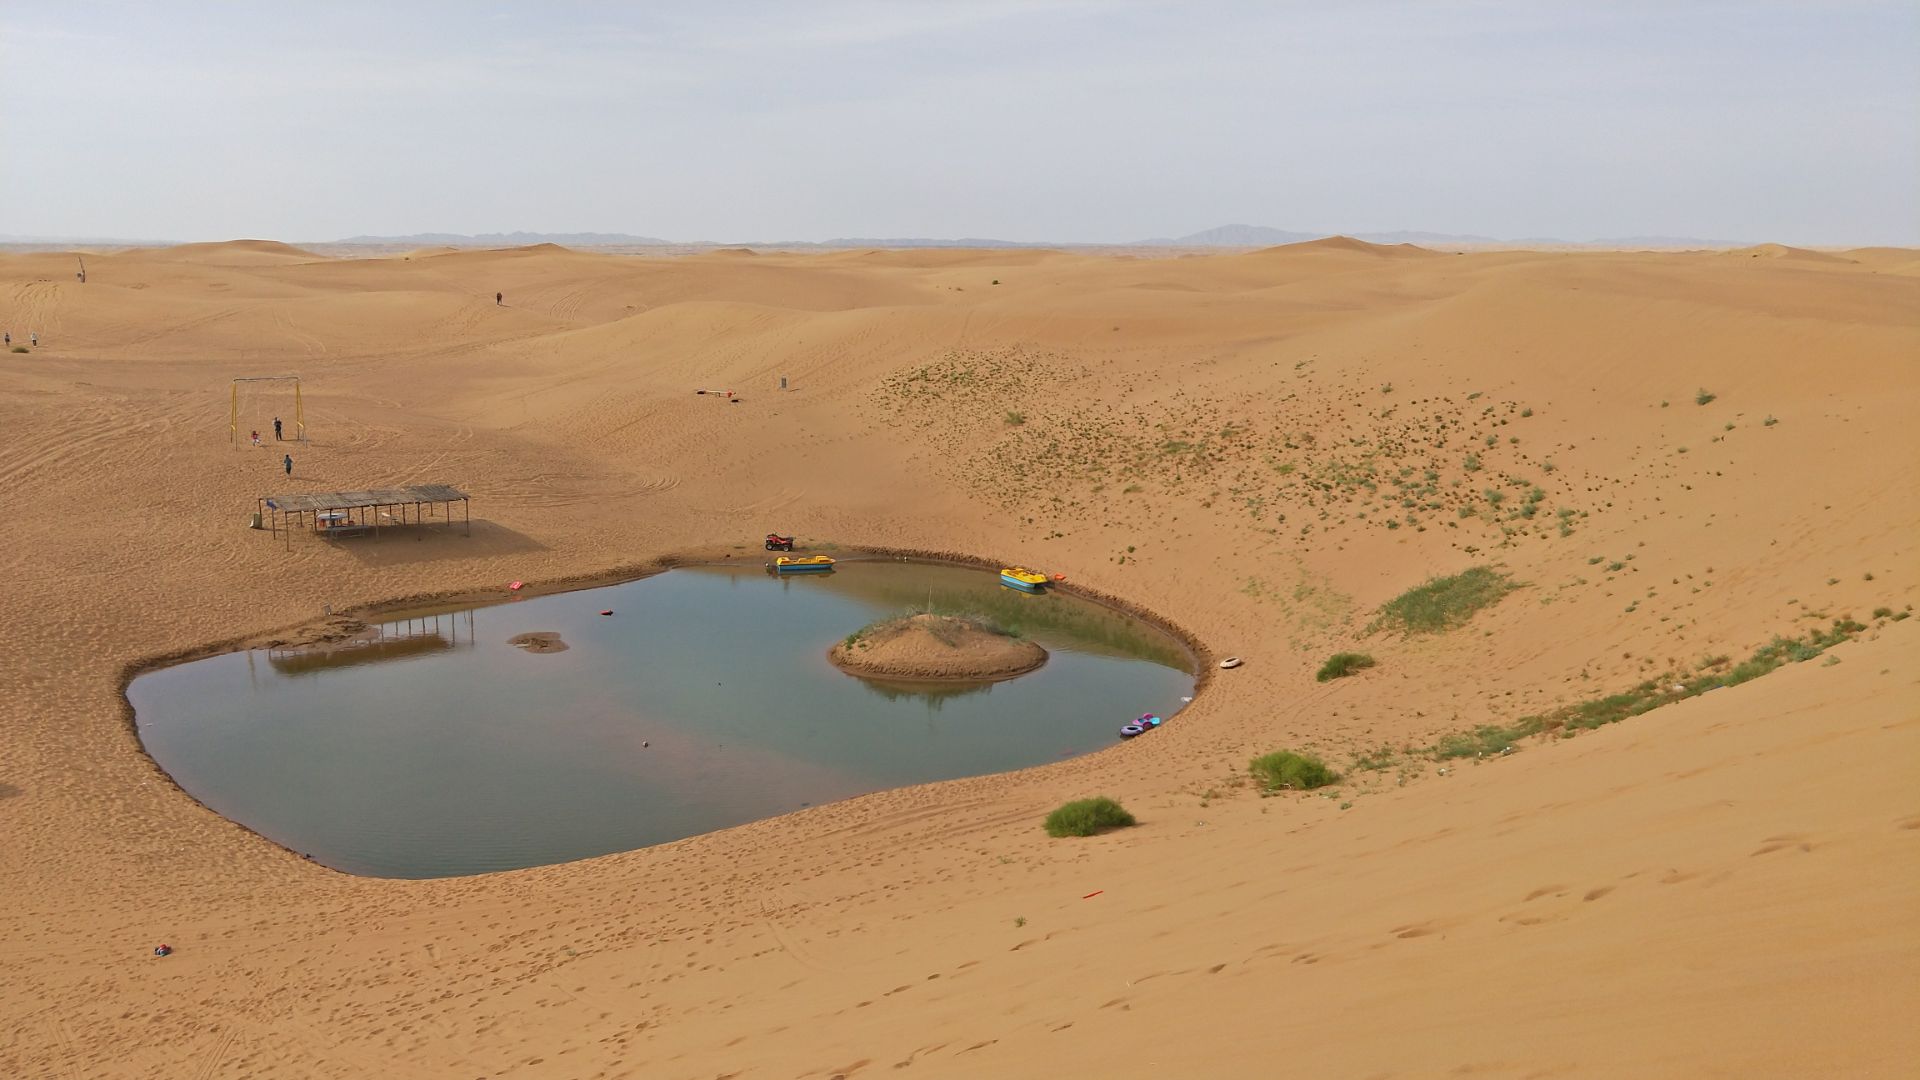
0, 240, 1915, 1078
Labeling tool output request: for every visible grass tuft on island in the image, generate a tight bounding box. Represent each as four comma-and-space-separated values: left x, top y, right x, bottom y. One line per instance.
830, 612, 1047, 682
1044, 797, 1136, 837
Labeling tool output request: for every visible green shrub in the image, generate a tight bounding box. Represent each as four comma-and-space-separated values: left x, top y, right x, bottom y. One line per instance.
1435, 724, 1533, 759
1043, 797, 1135, 837
1316, 652, 1377, 682
1696, 388, 1717, 405
1004, 410, 1026, 426
1369, 567, 1517, 636
1428, 618, 1877, 758
1249, 751, 1339, 791
8, 346, 25, 354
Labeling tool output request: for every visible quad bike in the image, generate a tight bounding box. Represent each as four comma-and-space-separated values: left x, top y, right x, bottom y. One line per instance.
764, 533, 796, 551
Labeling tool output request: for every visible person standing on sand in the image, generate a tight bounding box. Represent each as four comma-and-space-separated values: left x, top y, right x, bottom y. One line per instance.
283, 453, 293, 477
496, 291, 503, 306
3, 331, 9, 347
30, 332, 37, 347
274, 417, 283, 441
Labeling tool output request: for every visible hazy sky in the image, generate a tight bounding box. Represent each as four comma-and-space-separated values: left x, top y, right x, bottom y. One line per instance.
3, 1, 1915, 244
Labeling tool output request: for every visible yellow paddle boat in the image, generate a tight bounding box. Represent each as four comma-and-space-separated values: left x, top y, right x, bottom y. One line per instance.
770, 555, 836, 575
1000, 566, 1048, 593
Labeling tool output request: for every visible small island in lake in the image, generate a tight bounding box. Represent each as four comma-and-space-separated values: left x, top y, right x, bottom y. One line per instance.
829, 613, 1046, 682
508, 631, 569, 654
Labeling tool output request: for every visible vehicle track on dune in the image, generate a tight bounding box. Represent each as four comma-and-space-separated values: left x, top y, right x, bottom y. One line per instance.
547, 285, 593, 324
7, 280, 66, 338
115, 304, 247, 348
271, 307, 328, 359
709, 485, 805, 518
476, 461, 679, 509
0, 406, 161, 490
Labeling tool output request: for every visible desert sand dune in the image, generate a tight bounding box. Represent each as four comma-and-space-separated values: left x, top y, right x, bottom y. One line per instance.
1255, 234, 1443, 259
0, 241, 1914, 1078
820, 247, 1070, 269
1724, 242, 1856, 264
132, 238, 329, 265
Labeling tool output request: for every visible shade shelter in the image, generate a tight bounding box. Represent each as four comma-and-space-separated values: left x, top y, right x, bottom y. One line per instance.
259, 484, 470, 547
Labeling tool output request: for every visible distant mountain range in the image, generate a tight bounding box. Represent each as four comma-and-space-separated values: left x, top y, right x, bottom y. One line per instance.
326, 226, 1741, 250
1523, 234, 1736, 248
1135, 224, 1511, 246
1, 227, 1756, 251
331, 230, 672, 247
331, 233, 1045, 249
1134, 225, 1740, 247
0, 233, 176, 246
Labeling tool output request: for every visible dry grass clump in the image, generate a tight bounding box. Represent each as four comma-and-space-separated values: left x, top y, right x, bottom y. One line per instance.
1249, 751, 1339, 792
1369, 567, 1516, 636
1043, 797, 1136, 837
1315, 652, 1376, 681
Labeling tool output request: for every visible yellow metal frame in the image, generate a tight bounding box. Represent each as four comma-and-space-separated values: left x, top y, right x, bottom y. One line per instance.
230, 376, 304, 446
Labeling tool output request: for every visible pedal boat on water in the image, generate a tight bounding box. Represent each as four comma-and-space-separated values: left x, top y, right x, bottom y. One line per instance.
1000, 566, 1048, 592
770, 555, 836, 575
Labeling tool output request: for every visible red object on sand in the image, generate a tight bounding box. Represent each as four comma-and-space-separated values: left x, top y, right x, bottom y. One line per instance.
600, 610, 613, 616
508, 581, 524, 591
1082, 890, 1103, 900
1052, 573, 1066, 581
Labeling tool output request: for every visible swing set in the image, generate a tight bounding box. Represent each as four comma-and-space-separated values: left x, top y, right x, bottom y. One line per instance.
229, 375, 305, 446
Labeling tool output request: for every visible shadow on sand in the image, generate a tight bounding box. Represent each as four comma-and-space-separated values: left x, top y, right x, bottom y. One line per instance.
326, 520, 550, 566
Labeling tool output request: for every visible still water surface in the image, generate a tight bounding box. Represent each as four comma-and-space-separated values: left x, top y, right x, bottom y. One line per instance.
131, 562, 1193, 877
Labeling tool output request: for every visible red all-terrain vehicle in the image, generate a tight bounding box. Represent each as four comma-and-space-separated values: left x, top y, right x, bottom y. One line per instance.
764, 533, 795, 551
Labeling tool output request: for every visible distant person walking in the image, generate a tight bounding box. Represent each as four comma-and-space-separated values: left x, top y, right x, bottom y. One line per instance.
495, 291, 503, 306
274, 417, 283, 441
3, 331, 9, 347
283, 453, 293, 477
251, 429, 261, 447
29, 332, 37, 347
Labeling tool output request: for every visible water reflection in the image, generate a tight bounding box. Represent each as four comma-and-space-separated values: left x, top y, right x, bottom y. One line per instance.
847, 676, 996, 709
266, 611, 476, 676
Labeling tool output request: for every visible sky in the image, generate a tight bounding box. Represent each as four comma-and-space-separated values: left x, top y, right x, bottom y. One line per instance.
2, 1, 1915, 245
